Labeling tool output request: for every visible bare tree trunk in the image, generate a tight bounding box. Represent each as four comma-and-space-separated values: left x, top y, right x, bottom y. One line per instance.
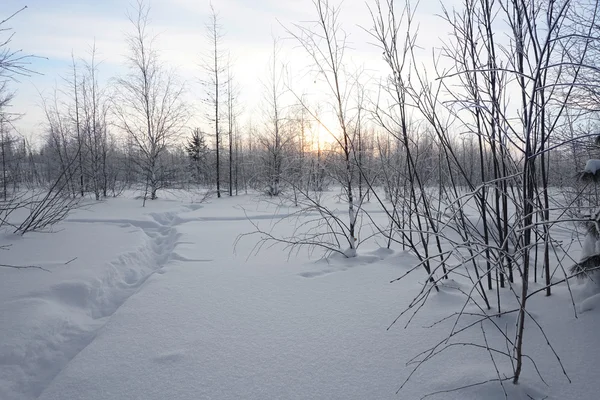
71, 55, 85, 198
204, 5, 224, 198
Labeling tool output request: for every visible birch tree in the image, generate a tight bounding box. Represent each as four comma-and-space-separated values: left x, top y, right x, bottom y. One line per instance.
286, 0, 363, 256
259, 37, 289, 196
113, 0, 188, 205
80, 44, 110, 200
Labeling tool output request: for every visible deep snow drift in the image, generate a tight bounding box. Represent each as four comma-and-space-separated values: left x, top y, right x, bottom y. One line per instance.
1, 192, 600, 400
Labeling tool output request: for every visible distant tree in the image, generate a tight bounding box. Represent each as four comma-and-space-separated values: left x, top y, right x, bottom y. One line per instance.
40, 90, 79, 196
0, 121, 16, 200
0, 6, 33, 198
287, 98, 314, 205
67, 54, 85, 197
80, 43, 110, 200
0, 7, 82, 237
225, 57, 240, 196
186, 128, 210, 185
258, 37, 290, 196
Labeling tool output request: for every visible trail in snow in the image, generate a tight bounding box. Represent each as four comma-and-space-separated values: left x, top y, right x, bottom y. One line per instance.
39, 209, 209, 390
0, 204, 209, 400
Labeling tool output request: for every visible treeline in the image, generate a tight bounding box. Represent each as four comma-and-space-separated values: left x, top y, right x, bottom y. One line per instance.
0, 114, 588, 202
0, 108, 590, 203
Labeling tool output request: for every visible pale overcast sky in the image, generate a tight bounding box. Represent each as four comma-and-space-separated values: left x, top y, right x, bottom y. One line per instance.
1, 0, 450, 142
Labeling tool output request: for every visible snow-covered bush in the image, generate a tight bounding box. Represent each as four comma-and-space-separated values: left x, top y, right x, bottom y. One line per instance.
572, 158, 600, 281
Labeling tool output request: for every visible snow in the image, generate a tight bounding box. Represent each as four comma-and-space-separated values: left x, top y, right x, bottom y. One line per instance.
580, 230, 598, 260
2, 191, 600, 400
584, 159, 600, 175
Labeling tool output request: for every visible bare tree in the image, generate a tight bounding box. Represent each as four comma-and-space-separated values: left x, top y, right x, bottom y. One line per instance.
0, 7, 35, 82
40, 89, 79, 197
363, 0, 600, 394
202, 4, 227, 198
0, 6, 34, 181
286, 0, 365, 256
113, 0, 189, 205
0, 120, 16, 200
68, 53, 85, 197
80, 43, 110, 200
0, 7, 82, 239
258, 37, 291, 196
225, 54, 240, 196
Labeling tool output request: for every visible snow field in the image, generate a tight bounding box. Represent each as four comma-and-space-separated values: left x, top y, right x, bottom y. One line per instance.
1, 192, 600, 399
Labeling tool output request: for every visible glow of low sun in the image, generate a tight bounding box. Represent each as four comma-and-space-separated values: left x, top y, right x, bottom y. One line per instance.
308, 119, 340, 153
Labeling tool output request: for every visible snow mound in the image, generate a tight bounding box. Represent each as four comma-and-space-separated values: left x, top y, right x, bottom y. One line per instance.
584, 159, 600, 175
580, 293, 600, 313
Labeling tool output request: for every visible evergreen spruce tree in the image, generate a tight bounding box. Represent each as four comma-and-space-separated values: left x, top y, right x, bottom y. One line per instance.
186, 129, 209, 185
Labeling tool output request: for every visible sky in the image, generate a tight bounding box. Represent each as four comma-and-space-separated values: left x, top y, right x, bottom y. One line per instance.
0, 0, 450, 145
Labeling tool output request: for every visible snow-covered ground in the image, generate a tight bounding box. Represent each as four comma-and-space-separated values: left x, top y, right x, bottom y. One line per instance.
2, 191, 600, 400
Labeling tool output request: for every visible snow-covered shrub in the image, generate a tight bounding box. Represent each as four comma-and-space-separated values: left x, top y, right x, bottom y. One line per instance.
571, 159, 600, 281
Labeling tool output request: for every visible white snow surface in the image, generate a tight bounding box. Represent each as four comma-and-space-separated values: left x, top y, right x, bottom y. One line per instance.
584, 159, 600, 175
1, 192, 600, 400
